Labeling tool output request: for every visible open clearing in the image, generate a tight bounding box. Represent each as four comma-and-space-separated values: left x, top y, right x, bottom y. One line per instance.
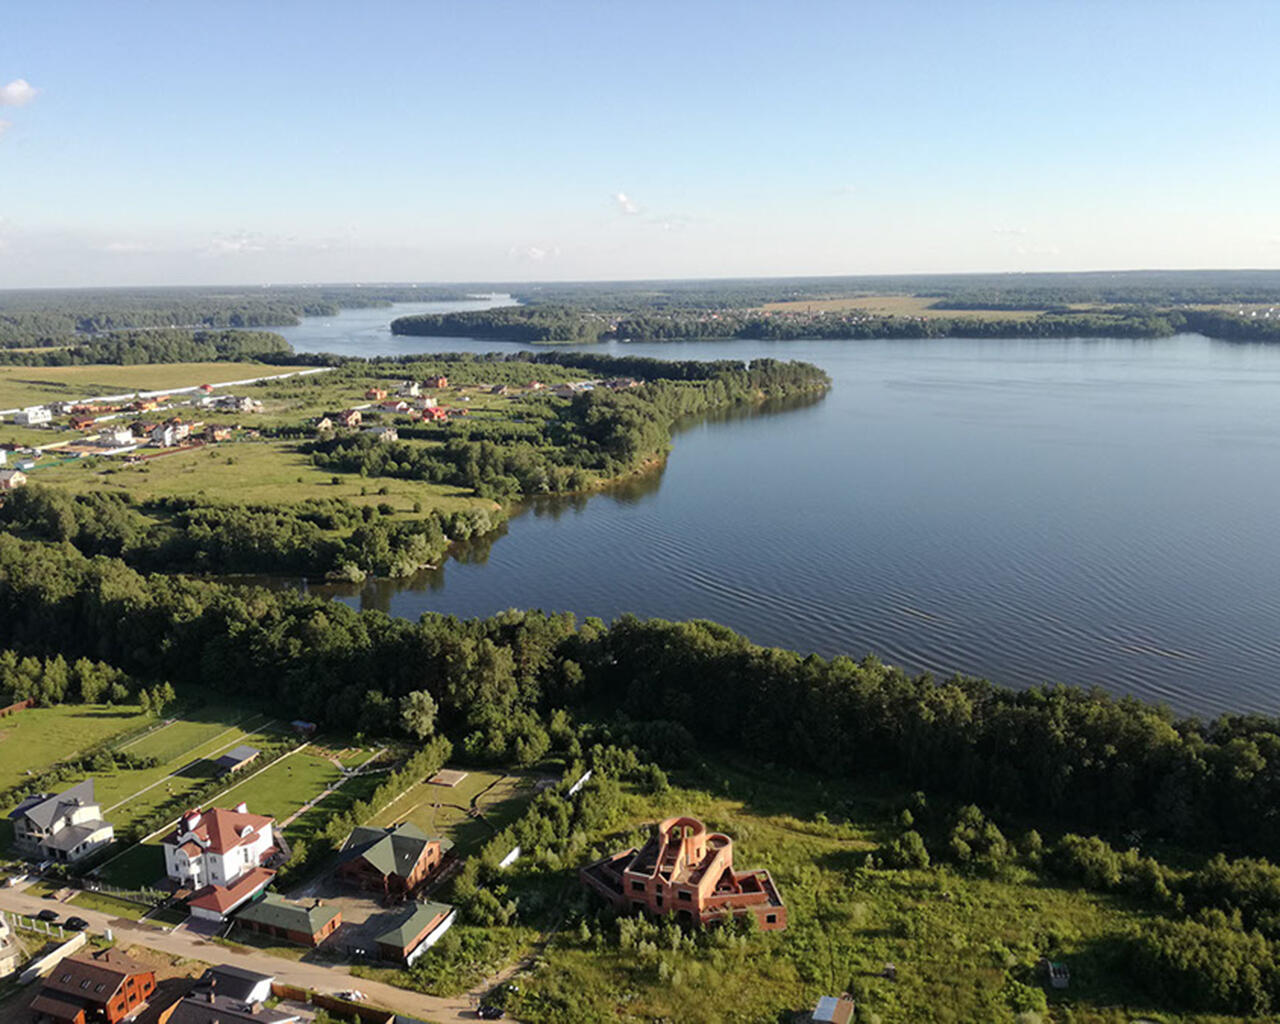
0, 703, 150, 798
0, 362, 281, 409
758, 294, 1047, 320
35, 437, 492, 514
371, 769, 535, 857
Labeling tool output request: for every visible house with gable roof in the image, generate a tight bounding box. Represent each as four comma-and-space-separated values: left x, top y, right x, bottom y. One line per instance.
337, 822, 450, 897
9, 779, 114, 864
162, 803, 278, 921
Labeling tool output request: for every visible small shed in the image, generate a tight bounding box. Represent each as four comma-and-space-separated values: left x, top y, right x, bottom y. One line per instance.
214, 745, 260, 775
375, 901, 456, 965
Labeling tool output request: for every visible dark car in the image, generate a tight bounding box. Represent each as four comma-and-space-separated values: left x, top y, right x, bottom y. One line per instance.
476, 1007, 505, 1020
36, 908, 58, 922
64, 916, 89, 931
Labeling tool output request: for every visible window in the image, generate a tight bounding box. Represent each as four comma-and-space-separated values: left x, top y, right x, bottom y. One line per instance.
631, 881, 644, 892
81, 979, 91, 989
766, 914, 777, 924
60, 974, 71, 983
678, 891, 692, 902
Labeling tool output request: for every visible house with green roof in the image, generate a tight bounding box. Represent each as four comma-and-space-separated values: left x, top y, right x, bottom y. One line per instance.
337, 822, 451, 897
233, 893, 342, 947
375, 900, 456, 965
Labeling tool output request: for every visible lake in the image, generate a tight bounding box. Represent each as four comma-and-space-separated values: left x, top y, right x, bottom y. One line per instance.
278, 303, 1280, 717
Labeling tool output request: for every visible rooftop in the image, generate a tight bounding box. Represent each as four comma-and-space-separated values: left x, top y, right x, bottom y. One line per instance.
235, 893, 340, 935
376, 900, 454, 948
188, 866, 276, 914
340, 822, 450, 878
10, 779, 98, 829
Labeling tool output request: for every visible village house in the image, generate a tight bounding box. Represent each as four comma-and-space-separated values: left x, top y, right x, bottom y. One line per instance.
150, 424, 177, 447
69, 415, 96, 431
489, 384, 510, 396
198, 383, 215, 394
337, 822, 450, 898
163, 804, 278, 921
422, 406, 449, 422
158, 991, 301, 1024
364, 387, 388, 400
423, 375, 448, 389
193, 965, 275, 1005
398, 380, 421, 397
204, 425, 232, 442
551, 383, 581, 398
313, 415, 334, 432
415, 395, 438, 410
98, 426, 136, 448
30, 948, 156, 1024
581, 816, 787, 931
9, 779, 114, 863
233, 894, 342, 947
379, 400, 410, 414
336, 408, 362, 428
374, 900, 456, 965
364, 425, 398, 442
0, 469, 27, 492
527, 380, 544, 391
14, 405, 52, 426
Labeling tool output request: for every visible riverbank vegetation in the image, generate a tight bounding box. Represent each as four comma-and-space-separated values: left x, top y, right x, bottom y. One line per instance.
1, 353, 828, 578
6, 539, 1280, 1018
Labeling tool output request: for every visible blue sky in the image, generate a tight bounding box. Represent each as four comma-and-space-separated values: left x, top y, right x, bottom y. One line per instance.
2, 1, 1278, 286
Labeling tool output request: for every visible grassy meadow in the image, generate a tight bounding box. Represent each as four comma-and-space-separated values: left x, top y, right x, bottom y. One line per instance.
495, 759, 1254, 1024
0, 362, 280, 409
0, 702, 151, 795
758, 294, 1050, 320
371, 769, 537, 858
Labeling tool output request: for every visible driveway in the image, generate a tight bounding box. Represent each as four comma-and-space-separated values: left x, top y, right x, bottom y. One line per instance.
0, 883, 518, 1023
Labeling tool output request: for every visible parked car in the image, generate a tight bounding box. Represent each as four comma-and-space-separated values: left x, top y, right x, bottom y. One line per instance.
337, 991, 367, 1002
476, 1007, 505, 1020
36, 908, 58, 922
64, 916, 89, 931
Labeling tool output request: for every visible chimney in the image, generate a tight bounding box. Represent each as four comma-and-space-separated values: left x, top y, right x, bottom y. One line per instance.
234, 802, 248, 814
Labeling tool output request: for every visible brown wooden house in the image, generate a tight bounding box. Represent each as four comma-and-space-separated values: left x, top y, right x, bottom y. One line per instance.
337, 822, 450, 897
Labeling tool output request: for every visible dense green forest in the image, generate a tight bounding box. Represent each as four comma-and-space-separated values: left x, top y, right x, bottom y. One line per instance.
7, 538, 1280, 1012
0, 284, 479, 347
395, 304, 1280, 345
0, 328, 291, 365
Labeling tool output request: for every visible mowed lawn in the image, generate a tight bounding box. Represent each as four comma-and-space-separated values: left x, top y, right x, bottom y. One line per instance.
92, 712, 282, 834
371, 769, 536, 857
0, 703, 151, 797
0, 362, 281, 409
35, 438, 491, 515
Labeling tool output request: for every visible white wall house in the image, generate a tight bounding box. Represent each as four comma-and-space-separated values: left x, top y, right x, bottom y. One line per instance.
14, 406, 52, 426
8, 780, 114, 863
162, 804, 275, 890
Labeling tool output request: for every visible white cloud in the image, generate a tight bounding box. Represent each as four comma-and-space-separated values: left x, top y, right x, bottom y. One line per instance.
0, 120, 10, 137
0, 79, 38, 107
205, 231, 268, 256
613, 191, 640, 215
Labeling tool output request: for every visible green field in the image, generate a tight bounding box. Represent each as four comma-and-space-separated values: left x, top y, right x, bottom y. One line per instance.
93, 711, 283, 834
0, 362, 281, 409
0, 703, 151, 798
34, 437, 493, 515
372, 769, 536, 858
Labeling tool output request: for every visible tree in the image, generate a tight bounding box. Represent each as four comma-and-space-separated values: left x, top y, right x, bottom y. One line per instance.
400, 690, 439, 740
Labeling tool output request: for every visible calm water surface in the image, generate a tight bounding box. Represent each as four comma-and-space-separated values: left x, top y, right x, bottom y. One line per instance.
285, 304, 1280, 717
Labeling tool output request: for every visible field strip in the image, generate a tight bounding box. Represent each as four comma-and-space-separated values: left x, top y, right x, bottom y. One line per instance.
114, 717, 180, 753
279, 746, 385, 827
104, 715, 275, 814
94, 741, 315, 876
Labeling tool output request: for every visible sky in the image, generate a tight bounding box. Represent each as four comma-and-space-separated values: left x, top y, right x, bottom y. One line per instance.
2, 0, 1278, 287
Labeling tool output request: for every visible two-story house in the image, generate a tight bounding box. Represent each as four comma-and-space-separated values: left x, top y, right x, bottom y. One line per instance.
8, 780, 114, 864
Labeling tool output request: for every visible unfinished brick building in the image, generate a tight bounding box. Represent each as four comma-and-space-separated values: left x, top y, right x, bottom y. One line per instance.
580, 815, 787, 930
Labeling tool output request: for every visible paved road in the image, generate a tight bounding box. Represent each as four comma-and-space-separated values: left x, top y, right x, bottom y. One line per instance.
0, 884, 516, 1024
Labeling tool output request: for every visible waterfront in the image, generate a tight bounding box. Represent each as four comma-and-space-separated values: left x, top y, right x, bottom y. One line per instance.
281, 304, 1280, 716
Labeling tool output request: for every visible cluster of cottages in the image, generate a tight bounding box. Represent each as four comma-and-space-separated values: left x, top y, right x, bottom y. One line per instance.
6, 390, 261, 434
30, 955, 322, 1024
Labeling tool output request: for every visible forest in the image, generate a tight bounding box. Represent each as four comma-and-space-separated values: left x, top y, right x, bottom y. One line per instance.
6, 537, 1280, 1013
0, 328, 291, 365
